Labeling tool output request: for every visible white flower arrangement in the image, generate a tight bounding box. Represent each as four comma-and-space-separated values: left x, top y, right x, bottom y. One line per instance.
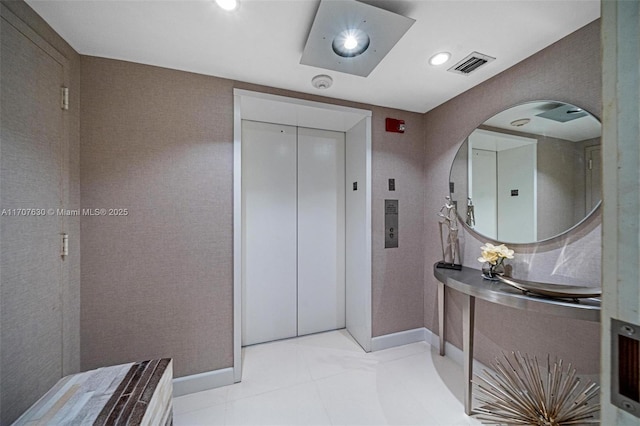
477, 243, 514, 266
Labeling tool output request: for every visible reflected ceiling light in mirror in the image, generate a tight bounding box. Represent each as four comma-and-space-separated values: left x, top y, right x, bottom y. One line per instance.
333, 29, 370, 58
510, 118, 530, 127
536, 103, 588, 123
215, 0, 238, 11
429, 52, 451, 66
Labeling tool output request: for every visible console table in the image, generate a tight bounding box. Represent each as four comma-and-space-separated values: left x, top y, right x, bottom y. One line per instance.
433, 264, 600, 415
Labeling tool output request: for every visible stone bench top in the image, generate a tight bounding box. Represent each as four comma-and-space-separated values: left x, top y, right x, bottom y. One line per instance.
14, 358, 173, 425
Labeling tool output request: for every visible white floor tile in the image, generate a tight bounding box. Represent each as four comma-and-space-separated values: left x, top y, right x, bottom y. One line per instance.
225, 382, 331, 426
299, 343, 375, 381
315, 369, 389, 425
173, 386, 228, 415
173, 330, 478, 426
174, 403, 226, 426
227, 340, 312, 401
374, 354, 480, 425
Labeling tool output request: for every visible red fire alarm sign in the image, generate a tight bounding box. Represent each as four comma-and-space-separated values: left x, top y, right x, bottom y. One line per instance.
385, 118, 405, 133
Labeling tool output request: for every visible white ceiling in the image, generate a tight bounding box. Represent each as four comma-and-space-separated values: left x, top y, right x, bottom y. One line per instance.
25, 0, 600, 113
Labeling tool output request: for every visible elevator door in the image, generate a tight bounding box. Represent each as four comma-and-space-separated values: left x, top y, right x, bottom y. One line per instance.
297, 127, 346, 336
241, 121, 345, 346
242, 121, 298, 346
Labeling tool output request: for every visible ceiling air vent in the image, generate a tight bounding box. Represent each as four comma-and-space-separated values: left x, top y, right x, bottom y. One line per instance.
447, 52, 495, 76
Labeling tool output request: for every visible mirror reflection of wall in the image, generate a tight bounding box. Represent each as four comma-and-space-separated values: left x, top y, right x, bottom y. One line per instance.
449, 101, 601, 244
469, 129, 537, 243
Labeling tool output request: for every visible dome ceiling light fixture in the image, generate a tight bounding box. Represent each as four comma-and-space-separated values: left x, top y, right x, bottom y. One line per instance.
300, 0, 415, 77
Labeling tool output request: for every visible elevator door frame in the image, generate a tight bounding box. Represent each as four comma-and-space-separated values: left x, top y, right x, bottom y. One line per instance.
233, 89, 372, 382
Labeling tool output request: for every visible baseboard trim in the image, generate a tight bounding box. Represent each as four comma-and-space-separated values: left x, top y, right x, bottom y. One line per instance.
373, 327, 491, 374
424, 327, 491, 375
172, 367, 234, 397
173, 329, 491, 397
371, 327, 428, 352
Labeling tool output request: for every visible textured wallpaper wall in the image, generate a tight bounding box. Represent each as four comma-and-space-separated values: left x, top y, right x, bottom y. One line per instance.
80, 58, 235, 376
3, 0, 81, 379
80, 60, 426, 377
1, 1, 81, 422
423, 20, 601, 375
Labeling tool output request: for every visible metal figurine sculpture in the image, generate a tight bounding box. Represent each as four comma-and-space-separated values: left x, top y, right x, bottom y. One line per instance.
466, 197, 475, 227
436, 195, 462, 270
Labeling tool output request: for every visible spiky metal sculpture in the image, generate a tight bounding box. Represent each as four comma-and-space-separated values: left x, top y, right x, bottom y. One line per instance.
473, 352, 600, 425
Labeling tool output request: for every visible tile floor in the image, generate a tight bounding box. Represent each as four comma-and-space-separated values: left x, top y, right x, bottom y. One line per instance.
173, 330, 482, 425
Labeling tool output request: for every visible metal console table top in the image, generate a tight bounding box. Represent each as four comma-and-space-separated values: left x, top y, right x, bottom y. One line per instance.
433, 264, 601, 415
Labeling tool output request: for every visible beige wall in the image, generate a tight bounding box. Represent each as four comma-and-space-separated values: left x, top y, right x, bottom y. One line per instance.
424, 20, 601, 375
80, 58, 235, 376
369, 106, 425, 337
0, 1, 81, 423
80, 58, 425, 377
536, 134, 591, 240
3, 0, 81, 380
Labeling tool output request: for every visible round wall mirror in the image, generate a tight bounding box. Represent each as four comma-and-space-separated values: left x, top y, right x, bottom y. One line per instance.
449, 100, 601, 244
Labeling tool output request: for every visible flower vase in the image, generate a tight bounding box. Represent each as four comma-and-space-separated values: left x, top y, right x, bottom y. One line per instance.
482, 261, 504, 281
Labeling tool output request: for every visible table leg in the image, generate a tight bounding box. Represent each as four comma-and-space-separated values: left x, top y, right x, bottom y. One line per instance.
438, 281, 445, 356
462, 295, 476, 415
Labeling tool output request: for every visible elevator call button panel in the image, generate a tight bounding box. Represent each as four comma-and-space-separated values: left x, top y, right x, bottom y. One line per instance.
385, 200, 398, 248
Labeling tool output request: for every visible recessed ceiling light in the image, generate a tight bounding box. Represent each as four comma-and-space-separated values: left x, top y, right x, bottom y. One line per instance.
332, 29, 370, 58
216, 0, 238, 11
344, 35, 358, 50
429, 52, 451, 66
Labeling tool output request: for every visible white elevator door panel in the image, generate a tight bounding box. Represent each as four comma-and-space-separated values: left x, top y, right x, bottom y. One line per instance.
242, 121, 298, 346
471, 149, 498, 238
297, 127, 346, 336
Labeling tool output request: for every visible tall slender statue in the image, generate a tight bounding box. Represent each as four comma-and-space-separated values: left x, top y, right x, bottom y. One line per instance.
436, 195, 462, 269
466, 197, 475, 227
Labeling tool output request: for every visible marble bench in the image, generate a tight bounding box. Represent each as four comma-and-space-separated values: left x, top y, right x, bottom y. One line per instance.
14, 359, 173, 425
